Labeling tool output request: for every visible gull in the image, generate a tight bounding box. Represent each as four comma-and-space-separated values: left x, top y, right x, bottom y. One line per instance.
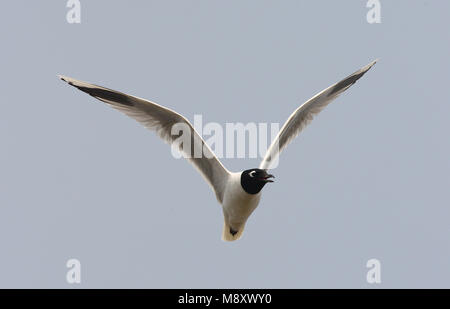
59, 60, 376, 241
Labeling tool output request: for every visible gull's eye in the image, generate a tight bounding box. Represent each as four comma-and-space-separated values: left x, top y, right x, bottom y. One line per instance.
249, 170, 256, 178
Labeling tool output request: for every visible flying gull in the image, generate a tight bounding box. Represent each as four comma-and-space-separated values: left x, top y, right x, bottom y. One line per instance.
59, 60, 377, 241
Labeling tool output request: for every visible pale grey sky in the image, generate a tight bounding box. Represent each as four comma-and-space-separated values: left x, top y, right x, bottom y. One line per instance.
1, 1, 449, 288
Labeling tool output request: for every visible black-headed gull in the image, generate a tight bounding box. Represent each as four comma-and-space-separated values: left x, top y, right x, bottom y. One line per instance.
59, 60, 376, 241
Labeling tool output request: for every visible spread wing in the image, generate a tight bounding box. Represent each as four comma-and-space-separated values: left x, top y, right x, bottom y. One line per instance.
59, 76, 230, 203
259, 60, 377, 170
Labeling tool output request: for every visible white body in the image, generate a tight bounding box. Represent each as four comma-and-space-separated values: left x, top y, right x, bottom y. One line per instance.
221, 173, 261, 241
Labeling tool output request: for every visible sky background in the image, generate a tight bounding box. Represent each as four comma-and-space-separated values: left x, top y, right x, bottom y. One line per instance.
1, 0, 449, 288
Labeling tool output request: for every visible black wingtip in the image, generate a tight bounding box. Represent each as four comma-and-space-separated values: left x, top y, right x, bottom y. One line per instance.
327, 60, 377, 97
58, 75, 135, 107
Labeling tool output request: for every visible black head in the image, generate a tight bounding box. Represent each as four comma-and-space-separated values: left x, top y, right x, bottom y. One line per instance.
240, 169, 275, 195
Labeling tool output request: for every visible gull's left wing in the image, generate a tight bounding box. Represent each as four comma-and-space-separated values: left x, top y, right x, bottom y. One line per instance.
259, 60, 377, 170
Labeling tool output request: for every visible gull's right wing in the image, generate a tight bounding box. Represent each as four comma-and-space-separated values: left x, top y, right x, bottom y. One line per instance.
59, 76, 230, 203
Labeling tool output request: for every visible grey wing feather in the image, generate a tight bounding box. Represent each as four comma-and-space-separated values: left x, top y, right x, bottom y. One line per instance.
59, 75, 230, 203
260, 60, 377, 170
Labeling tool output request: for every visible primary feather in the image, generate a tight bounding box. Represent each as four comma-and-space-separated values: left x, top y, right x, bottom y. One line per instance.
259, 60, 377, 170
58, 75, 230, 202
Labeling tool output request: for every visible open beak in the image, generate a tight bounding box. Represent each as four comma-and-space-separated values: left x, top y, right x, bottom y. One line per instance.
261, 174, 275, 183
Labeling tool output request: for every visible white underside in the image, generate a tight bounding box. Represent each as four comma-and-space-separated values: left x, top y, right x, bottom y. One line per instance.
221, 173, 261, 241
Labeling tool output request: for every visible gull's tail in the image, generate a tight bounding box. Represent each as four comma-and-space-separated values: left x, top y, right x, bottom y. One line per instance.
222, 221, 245, 242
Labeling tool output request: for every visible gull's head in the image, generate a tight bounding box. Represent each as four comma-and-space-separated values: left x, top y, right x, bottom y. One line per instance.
240, 169, 275, 194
